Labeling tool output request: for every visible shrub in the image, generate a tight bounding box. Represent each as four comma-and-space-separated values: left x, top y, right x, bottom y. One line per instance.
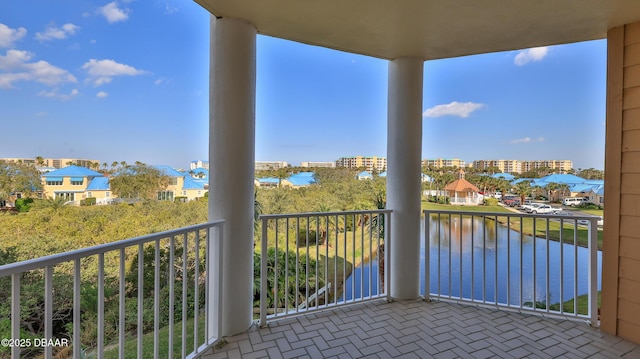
80, 197, 97, 206
15, 198, 34, 212
174, 196, 188, 203
483, 197, 499, 206
577, 202, 602, 210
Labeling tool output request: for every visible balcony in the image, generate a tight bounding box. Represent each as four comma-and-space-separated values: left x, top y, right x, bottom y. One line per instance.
1, 210, 639, 358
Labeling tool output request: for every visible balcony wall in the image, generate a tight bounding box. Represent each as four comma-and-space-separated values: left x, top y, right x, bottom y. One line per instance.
602, 20, 640, 344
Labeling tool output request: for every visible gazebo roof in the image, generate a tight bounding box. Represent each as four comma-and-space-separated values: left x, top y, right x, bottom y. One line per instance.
444, 178, 480, 193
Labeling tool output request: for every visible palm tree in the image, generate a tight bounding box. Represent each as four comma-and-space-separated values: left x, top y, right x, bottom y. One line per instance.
558, 183, 571, 201
545, 182, 560, 203
514, 180, 533, 205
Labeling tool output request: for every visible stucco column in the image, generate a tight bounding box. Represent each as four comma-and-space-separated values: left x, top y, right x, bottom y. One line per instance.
209, 16, 256, 336
387, 57, 424, 299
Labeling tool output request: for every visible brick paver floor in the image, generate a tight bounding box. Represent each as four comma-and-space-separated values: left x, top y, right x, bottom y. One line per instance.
202, 299, 640, 358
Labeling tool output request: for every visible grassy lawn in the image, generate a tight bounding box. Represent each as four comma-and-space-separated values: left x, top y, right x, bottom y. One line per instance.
549, 291, 601, 316
102, 315, 206, 359
421, 200, 512, 213
256, 219, 382, 306
495, 216, 602, 250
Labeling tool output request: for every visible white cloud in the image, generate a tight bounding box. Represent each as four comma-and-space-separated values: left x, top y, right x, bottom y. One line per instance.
0, 49, 77, 88
514, 47, 549, 66
38, 88, 79, 100
98, 2, 131, 23
35, 23, 79, 41
508, 137, 545, 144
164, 2, 178, 14
96, 91, 108, 98
82, 59, 148, 87
423, 101, 486, 118
0, 23, 27, 48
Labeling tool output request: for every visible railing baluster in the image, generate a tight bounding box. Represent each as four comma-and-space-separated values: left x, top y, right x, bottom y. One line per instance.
44, 266, 53, 359
11, 274, 20, 359
482, 214, 486, 303
589, 218, 598, 326
138, 243, 144, 359
193, 230, 200, 354
296, 218, 300, 312
316, 215, 320, 308
154, 240, 160, 358
546, 218, 550, 312
494, 215, 498, 305
361, 213, 365, 300
425, 212, 430, 299
438, 213, 441, 297
285, 217, 290, 314
560, 220, 564, 315
169, 236, 175, 358
459, 214, 463, 299
519, 215, 523, 309
574, 220, 578, 316
97, 255, 104, 359
471, 214, 474, 302
327, 215, 331, 304
385, 211, 391, 302
74, 258, 81, 359
274, 219, 279, 317
182, 233, 188, 359
352, 214, 356, 302
334, 214, 338, 305
507, 216, 511, 307
448, 213, 452, 299
533, 217, 537, 310
260, 217, 268, 326
119, 249, 125, 359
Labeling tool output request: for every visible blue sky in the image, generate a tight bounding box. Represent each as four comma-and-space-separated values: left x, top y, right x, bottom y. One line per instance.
1, 1, 606, 170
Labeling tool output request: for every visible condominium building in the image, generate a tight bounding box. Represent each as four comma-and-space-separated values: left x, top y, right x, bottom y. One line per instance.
422, 158, 466, 169
0, 157, 101, 169
255, 161, 289, 171
190, 160, 209, 170
300, 161, 336, 168
521, 160, 573, 173
472, 160, 522, 174
472, 159, 573, 174
335, 156, 387, 173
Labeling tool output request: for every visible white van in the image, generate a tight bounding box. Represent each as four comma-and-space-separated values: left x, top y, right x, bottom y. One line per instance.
563, 197, 585, 206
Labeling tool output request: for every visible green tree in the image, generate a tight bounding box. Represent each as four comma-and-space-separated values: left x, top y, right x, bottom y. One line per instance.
514, 180, 533, 205
0, 160, 43, 200
109, 163, 171, 200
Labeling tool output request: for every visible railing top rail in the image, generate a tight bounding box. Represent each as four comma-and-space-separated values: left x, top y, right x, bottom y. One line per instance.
422, 209, 599, 220
0, 220, 225, 277
260, 209, 392, 220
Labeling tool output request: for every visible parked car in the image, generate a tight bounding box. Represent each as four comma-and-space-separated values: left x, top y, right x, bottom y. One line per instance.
578, 216, 604, 226
524, 203, 544, 213
519, 200, 532, 210
530, 204, 562, 214
503, 197, 520, 207
563, 197, 585, 206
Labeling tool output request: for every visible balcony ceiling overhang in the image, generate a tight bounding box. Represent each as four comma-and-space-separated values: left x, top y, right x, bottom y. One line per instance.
195, 0, 640, 60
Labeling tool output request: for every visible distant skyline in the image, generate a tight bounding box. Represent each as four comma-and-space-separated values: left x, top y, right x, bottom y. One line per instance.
1, 1, 606, 170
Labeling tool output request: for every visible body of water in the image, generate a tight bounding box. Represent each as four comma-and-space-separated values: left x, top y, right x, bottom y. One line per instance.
342, 216, 602, 307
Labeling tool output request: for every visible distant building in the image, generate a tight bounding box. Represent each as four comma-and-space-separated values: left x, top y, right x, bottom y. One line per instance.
255, 161, 288, 171
1, 157, 101, 169
282, 172, 316, 188
190, 160, 209, 170
41, 165, 108, 205
336, 156, 386, 173
356, 171, 373, 180
472, 160, 522, 174
300, 161, 336, 168
520, 160, 573, 174
422, 158, 466, 169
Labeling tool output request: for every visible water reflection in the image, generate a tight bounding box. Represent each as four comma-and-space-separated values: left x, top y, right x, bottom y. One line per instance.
343, 216, 602, 307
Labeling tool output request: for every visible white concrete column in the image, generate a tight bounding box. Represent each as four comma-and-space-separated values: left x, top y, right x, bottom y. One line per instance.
387, 57, 424, 299
209, 16, 256, 336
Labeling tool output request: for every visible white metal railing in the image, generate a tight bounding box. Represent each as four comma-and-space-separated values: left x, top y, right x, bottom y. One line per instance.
258, 210, 391, 326
0, 221, 225, 359
423, 210, 599, 325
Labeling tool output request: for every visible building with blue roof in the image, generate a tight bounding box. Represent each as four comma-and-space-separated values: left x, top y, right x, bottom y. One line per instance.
42, 165, 107, 204
356, 171, 373, 180
283, 172, 317, 187
41, 164, 208, 204
255, 177, 280, 188
492, 173, 515, 181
